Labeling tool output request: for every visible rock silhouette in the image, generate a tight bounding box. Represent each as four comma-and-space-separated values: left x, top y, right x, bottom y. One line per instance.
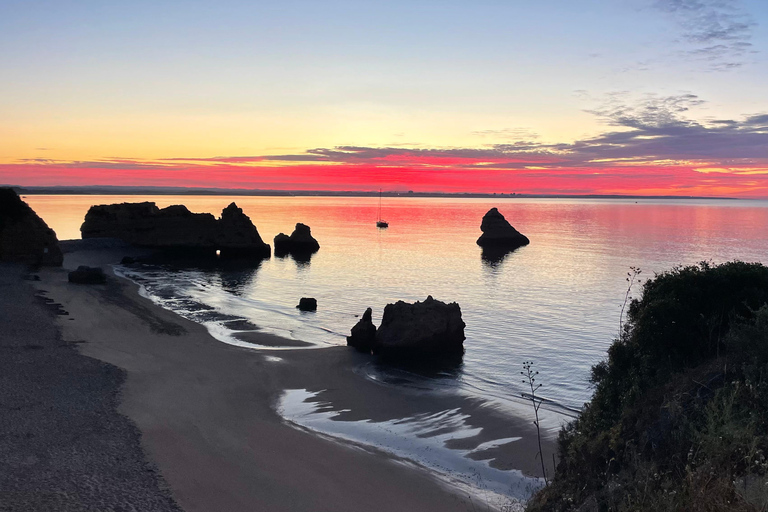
296, 297, 317, 312
347, 298, 465, 358
0, 188, 63, 266
274, 223, 320, 258
476, 207, 529, 250
81, 201, 270, 259
375, 296, 466, 357
68, 266, 107, 284
347, 307, 377, 352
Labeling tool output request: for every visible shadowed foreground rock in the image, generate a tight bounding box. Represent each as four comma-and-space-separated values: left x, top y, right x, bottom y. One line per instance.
374, 296, 466, 358
68, 266, 107, 284
347, 307, 377, 352
476, 207, 529, 250
274, 223, 320, 258
81, 201, 270, 259
0, 188, 63, 266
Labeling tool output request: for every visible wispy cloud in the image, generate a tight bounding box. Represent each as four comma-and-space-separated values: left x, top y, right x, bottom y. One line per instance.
654, 0, 756, 70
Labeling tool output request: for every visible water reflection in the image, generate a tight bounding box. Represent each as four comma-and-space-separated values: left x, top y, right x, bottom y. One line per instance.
481, 246, 523, 268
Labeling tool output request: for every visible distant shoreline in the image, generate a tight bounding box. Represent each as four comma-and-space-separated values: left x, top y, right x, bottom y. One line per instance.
5, 185, 742, 201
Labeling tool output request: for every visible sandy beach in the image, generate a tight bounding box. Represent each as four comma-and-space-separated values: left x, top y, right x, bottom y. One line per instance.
5, 244, 556, 512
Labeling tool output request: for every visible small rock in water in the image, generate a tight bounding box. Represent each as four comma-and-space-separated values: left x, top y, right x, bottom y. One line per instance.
296, 297, 317, 311
121, 256, 136, 265
68, 266, 107, 284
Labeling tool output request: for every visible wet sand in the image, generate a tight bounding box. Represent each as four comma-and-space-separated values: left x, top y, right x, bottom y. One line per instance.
27, 246, 556, 511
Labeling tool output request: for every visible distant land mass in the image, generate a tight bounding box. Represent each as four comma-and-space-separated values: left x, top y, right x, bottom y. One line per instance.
5, 185, 739, 201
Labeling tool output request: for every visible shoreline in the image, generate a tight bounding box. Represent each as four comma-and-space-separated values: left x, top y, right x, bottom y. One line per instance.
28, 246, 557, 511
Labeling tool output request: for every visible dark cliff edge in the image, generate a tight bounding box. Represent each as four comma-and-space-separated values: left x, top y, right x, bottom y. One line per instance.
529, 261, 768, 512
0, 187, 63, 266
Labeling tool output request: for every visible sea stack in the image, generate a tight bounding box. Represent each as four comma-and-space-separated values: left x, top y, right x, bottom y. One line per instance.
476, 207, 529, 249
273, 223, 320, 258
347, 297, 466, 358
80, 201, 271, 259
0, 188, 63, 266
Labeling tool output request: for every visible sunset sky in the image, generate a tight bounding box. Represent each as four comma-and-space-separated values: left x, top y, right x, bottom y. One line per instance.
1, 0, 767, 196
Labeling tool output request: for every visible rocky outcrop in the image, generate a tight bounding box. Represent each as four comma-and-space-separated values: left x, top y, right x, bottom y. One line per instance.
274, 223, 320, 258
375, 296, 466, 357
0, 188, 63, 266
296, 297, 317, 312
80, 201, 270, 259
346, 298, 465, 357
68, 266, 107, 284
347, 307, 377, 352
476, 208, 529, 249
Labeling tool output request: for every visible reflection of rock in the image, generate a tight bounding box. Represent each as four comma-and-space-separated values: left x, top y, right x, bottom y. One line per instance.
81, 201, 270, 259
0, 188, 63, 266
296, 297, 317, 312
274, 223, 320, 258
347, 307, 377, 352
375, 296, 465, 358
476, 208, 529, 250
68, 266, 107, 284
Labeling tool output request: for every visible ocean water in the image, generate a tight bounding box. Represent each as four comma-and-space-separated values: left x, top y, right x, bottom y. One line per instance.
26, 195, 768, 414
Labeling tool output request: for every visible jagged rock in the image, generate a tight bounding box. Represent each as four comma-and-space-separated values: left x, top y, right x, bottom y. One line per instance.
68, 266, 107, 284
476, 208, 529, 249
374, 296, 465, 357
347, 307, 377, 352
120, 256, 136, 265
0, 188, 63, 266
296, 297, 317, 311
80, 201, 270, 259
274, 223, 320, 257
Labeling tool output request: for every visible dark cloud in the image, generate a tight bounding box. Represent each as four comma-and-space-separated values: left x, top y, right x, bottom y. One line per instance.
654, 0, 756, 70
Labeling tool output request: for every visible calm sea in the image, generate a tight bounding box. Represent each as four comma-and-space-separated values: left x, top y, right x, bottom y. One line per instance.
25, 195, 768, 413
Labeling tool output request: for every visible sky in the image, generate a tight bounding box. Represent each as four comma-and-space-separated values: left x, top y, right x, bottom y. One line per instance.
1, 0, 767, 196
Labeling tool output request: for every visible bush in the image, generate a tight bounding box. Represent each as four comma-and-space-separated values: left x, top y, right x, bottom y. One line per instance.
529, 262, 768, 512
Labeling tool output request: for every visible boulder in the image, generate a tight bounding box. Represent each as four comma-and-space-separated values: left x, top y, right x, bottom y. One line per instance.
296, 297, 317, 312
374, 296, 465, 357
68, 266, 107, 284
120, 256, 136, 265
80, 201, 270, 259
347, 307, 377, 352
476, 208, 529, 249
274, 223, 320, 257
0, 188, 63, 266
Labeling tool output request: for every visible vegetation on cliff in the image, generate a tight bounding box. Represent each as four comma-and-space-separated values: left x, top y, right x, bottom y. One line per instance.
529, 261, 768, 511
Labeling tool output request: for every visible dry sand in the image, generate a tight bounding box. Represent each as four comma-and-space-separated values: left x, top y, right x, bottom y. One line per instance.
25, 246, 556, 512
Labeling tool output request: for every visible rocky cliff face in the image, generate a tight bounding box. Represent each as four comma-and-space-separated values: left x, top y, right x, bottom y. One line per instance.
81, 201, 270, 259
0, 188, 63, 266
476, 207, 529, 249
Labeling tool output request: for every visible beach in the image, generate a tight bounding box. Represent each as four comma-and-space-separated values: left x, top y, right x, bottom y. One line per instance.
1, 243, 555, 511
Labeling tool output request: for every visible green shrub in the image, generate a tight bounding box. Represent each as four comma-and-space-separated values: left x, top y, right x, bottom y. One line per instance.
529, 262, 768, 512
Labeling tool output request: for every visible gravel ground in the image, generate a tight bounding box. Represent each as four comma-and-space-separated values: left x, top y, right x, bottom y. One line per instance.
0, 264, 181, 512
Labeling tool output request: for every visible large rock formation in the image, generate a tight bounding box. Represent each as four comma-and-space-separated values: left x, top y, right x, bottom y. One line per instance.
373, 296, 465, 358
80, 201, 270, 259
476, 207, 529, 249
274, 223, 320, 258
0, 188, 63, 266
347, 307, 377, 352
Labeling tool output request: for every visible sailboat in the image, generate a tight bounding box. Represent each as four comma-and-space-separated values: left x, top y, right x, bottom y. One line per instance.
376, 189, 389, 228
